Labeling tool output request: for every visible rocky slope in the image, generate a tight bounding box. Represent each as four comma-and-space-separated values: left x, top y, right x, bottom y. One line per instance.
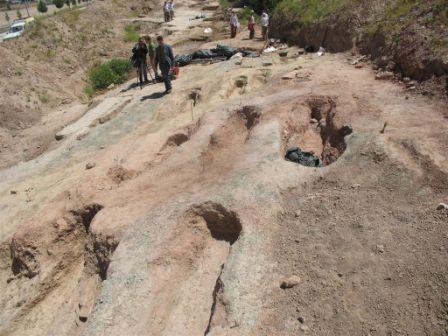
0, 1, 447, 335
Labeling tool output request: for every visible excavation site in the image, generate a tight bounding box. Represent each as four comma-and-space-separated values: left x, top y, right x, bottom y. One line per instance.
0, 0, 447, 335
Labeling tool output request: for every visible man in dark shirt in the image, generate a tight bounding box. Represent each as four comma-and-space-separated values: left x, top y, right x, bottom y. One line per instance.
132, 37, 149, 84
154, 35, 175, 94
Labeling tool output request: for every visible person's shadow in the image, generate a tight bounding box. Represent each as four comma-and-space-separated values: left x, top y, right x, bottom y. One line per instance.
120, 82, 140, 93
140, 92, 165, 101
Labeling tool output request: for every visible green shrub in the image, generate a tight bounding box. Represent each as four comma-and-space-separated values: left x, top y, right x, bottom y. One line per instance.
108, 58, 132, 82
123, 25, 139, 42
83, 86, 95, 98
16, 9, 22, 19
53, 0, 64, 8
89, 64, 118, 90
37, 1, 48, 13
89, 58, 131, 91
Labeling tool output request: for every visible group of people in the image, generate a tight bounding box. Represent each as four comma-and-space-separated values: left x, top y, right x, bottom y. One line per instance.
131, 35, 174, 94
129, 7, 272, 95
163, 1, 175, 22
230, 10, 269, 41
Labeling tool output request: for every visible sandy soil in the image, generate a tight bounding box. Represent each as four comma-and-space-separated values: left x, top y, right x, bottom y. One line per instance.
0, 1, 447, 335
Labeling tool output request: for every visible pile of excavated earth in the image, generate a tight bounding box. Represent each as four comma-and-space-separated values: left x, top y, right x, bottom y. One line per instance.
0, 0, 447, 335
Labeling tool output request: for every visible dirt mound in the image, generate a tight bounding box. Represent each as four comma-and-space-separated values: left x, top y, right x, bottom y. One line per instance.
272, 0, 448, 94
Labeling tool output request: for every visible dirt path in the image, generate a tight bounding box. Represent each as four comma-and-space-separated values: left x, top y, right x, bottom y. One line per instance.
0, 1, 447, 335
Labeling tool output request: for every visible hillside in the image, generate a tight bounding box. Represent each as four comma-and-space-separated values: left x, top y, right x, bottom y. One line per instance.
0, 0, 158, 169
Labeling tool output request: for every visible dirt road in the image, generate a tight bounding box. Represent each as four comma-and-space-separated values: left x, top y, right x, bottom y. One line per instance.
0, 1, 447, 335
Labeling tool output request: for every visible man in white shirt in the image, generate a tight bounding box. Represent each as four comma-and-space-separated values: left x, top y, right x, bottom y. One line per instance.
163, 1, 170, 22
230, 11, 239, 38
261, 11, 269, 41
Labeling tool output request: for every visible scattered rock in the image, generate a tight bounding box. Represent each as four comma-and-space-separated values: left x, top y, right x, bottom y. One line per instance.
55, 133, 64, 141
310, 118, 318, 124
300, 325, 309, 332
262, 60, 273, 66
355, 63, 364, 69
375, 71, 394, 80
436, 203, 448, 210
376, 244, 385, 253
386, 61, 396, 71
297, 316, 305, 324
280, 275, 301, 289
282, 71, 298, 80
86, 162, 96, 170
107, 83, 115, 90
10, 190, 17, 195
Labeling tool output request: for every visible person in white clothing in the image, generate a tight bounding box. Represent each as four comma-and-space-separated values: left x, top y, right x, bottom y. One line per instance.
163, 1, 170, 22
261, 10, 269, 41
230, 11, 239, 38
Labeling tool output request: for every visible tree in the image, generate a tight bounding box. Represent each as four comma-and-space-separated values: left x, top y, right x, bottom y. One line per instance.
64, 0, 70, 7
37, 0, 48, 13
5, 12, 9, 22
16, 9, 22, 19
53, 0, 64, 8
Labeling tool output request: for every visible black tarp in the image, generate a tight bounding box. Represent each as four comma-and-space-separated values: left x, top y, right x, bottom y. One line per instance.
174, 44, 260, 67
285, 147, 323, 167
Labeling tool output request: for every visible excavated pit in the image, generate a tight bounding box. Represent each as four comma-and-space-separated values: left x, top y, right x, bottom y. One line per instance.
188, 202, 242, 244
144, 202, 242, 335
0, 203, 122, 335
237, 105, 261, 131
284, 96, 352, 167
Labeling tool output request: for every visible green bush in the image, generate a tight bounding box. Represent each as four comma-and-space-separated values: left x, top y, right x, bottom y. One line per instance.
16, 9, 22, 19
53, 0, 64, 8
108, 58, 132, 82
37, 1, 48, 13
89, 58, 131, 91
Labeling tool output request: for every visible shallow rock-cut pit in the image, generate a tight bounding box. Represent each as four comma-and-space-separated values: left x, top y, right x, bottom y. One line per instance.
285, 96, 352, 167
237, 105, 262, 132
201, 106, 261, 173
0, 202, 121, 336
146, 202, 242, 335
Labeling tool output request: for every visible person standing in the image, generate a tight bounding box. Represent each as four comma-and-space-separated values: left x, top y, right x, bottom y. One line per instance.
230, 11, 239, 38
132, 37, 149, 85
169, 1, 175, 20
154, 36, 175, 94
261, 10, 269, 41
144, 35, 159, 82
248, 10, 255, 40
163, 1, 170, 22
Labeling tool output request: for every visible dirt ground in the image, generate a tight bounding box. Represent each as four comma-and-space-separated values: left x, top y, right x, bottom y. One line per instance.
0, 0, 447, 335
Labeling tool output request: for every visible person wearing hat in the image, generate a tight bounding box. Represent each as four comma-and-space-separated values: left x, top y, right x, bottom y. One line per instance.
261, 10, 269, 41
